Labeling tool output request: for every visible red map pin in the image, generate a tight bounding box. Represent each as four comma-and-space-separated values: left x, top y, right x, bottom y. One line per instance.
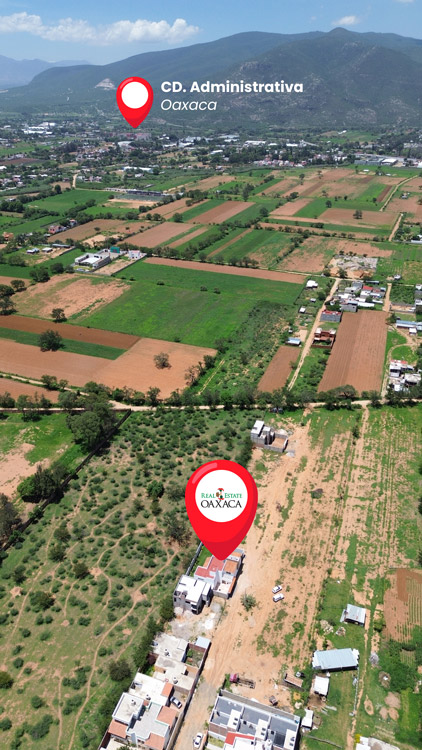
116, 77, 154, 128
185, 460, 258, 560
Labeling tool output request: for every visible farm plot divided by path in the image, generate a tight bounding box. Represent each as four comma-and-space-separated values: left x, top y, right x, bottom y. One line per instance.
318, 310, 387, 394
0, 315, 138, 349
143, 257, 304, 284
190, 200, 253, 224
384, 569, 422, 642
125, 222, 192, 247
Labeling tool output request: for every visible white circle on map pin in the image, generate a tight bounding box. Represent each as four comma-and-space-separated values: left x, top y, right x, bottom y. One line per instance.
121, 81, 149, 109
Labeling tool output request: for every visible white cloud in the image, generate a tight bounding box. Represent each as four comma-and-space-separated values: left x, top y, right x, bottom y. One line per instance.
0, 13, 200, 45
332, 15, 361, 26
394, 0, 415, 3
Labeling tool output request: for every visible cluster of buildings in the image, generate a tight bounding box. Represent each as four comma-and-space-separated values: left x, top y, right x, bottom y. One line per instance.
329, 280, 386, 313
388, 359, 421, 392
250, 421, 289, 452
100, 633, 210, 750
173, 548, 244, 614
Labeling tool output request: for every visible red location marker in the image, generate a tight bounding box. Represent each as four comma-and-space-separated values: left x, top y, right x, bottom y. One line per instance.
185, 460, 258, 560
116, 77, 154, 128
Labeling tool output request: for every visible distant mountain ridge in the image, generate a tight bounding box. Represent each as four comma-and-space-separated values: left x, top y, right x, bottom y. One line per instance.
1, 29, 422, 129
0, 56, 90, 89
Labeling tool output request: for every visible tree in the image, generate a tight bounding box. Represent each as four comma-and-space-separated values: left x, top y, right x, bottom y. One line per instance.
146, 386, 160, 406
147, 480, 164, 500
30, 591, 54, 611
109, 659, 131, 682
51, 308, 66, 323
185, 364, 200, 387
241, 593, 257, 612
49, 544, 65, 562
0, 672, 13, 690
153, 352, 170, 369
39, 329, 63, 351
163, 512, 190, 544
0, 493, 20, 538
54, 522, 70, 544
159, 593, 174, 622
10, 279, 26, 293
29, 267, 49, 283
0, 297, 16, 315
51, 262, 64, 275
73, 561, 89, 579
0, 284, 14, 298
173, 212, 184, 222
368, 390, 381, 408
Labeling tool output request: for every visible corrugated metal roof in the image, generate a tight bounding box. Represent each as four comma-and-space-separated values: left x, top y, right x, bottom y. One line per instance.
342, 604, 366, 625
312, 648, 359, 671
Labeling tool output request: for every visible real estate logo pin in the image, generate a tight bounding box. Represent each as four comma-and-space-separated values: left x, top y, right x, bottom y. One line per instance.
185, 460, 258, 560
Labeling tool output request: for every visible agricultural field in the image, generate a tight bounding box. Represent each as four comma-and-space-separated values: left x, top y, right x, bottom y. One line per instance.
318, 311, 388, 394
0, 408, 253, 750
89, 262, 302, 346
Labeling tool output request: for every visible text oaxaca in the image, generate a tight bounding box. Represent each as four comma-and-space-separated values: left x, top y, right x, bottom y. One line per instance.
200, 493, 243, 509
160, 79, 304, 111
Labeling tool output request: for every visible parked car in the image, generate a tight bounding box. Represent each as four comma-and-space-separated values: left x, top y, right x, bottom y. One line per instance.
273, 593, 285, 602
171, 697, 182, 709
272, 585, 282, 594
193, 733, 203, 748
295, 671, 305, 678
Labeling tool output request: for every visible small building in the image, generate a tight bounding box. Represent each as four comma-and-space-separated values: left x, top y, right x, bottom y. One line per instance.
287, 337, 301, 346
282, 672, 304, 691
306, 280, 318, 289
26, 247, 39, 254
172, 575, 212, 614
321, 309, 342, 323
301, 709, 313, 732
312, 328, 336, 349
340, 302, 358, 313
312, 648, 359, 671
396, 320, 422, 332
128, 249, 147, 260
299, 306, 307, 314
251, 420, 275, 446
312, 675, 330, 697
41, 246, 53, 253
73, 251, 111, 272
340, 604, 367, 627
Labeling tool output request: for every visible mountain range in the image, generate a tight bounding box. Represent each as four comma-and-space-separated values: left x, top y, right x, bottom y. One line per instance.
1, 28, 422, 130
0, 56, 90, 89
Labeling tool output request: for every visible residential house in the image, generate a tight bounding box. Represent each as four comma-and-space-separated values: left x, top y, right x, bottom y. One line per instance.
208, 690, 301, 750
340, 604, 367, 626
312, 648, 359, 671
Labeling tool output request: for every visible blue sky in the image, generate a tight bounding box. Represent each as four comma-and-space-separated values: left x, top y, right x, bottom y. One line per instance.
0, 0, 420, 63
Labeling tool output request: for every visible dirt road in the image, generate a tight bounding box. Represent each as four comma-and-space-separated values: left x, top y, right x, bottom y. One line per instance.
288, 277, 340, 390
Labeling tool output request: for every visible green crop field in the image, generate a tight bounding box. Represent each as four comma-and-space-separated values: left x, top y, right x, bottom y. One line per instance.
84, 263, 302, 346
26, 189, 106, 214
176, 198, 225, 222
211, 228, 292, 266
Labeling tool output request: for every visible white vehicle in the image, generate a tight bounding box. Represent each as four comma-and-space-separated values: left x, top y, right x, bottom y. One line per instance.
273, 593, 285, 602
272, 585, 282, 594
193, 733, 203, 748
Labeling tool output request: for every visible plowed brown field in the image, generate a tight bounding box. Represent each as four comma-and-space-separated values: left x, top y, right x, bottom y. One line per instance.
319, 208, 397, 227
270, 199, 310, 217
318, 310, 387, 393
152, 198, 207, 218
384, 569, 422, 641
191, 200, 253, 224
15, 275, 130, 319
127, 222, 189, 247
258, 345, 298, 391
0, 378, 60, 402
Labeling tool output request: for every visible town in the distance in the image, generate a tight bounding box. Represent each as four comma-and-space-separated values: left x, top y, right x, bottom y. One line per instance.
0, 102, 421, 750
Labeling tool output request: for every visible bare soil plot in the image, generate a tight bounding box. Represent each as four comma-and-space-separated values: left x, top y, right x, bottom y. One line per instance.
169, 226, 208, 248
402, 177, 422, 191
318, 310, 387, 393
96, 339, 216, 398
0, 275, 27, 287
126, 222, 189, 248
0, 314, 138, 349
144, 257, 304, 283
0, 442, 43, 497
384, 569, 422, 642
47, 220, 125, 243
0, 340, 108, 386
260, 222, 377, 240
270, 199, 311, 217
377, 185, 391, 203
279, 237, 331, 273
152, 198, 206, 218
193, 175, 232, 190
328, 239, 392, 257
0, 378, 60, 402
319, 207, 397, 227
258, 345, 298, 391
190, 200, 253, 224
389, 195, 422, 220
16, 274, 130, 319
